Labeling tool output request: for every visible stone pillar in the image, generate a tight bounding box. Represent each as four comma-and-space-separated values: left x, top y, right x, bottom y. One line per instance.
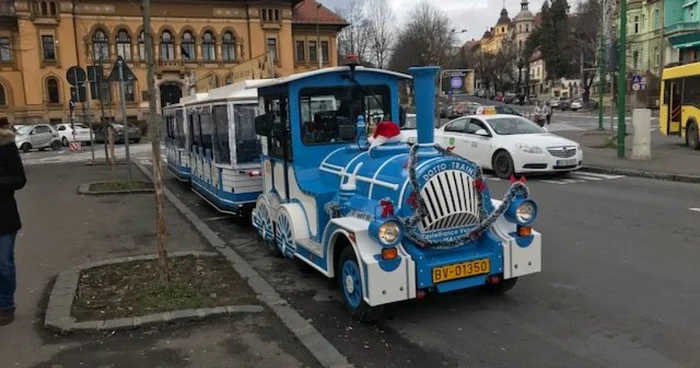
631, 108, 651, 160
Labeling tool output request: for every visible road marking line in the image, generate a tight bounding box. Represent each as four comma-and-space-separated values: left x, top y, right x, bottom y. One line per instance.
570, 173, 603, 180
577, 172, 625, 180
689, 208, 700, 212
206, 215, 231, 221
540, 179, 567, 184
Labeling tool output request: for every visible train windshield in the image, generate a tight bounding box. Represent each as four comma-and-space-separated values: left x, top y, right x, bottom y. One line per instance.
298, 85, 391, 145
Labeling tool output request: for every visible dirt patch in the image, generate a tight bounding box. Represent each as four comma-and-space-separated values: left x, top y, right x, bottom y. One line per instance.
72, 255, 256, 322
89, 180, 152, 192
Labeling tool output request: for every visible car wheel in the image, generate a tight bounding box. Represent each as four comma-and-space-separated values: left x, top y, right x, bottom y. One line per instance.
492, 150, 515, 179
338, 246, 384, 323
688, 121, 700, 150
51, 140, 61, 150
20, 143, 31, 153
62, 137, 69, 146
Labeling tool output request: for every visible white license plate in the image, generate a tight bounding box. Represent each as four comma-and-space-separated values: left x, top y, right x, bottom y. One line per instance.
556, 159, 577, 167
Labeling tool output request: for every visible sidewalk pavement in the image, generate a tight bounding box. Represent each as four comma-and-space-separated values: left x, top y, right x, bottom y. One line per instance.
557, 129, 700, 182
2, 162, 320, 368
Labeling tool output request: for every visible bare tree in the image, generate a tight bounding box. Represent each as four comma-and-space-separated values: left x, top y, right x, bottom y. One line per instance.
366, 0, 395, 69
141, 0, 171, 283
336, 0, 372, 61
571, 0, 600, 102
388, 2, 456, 72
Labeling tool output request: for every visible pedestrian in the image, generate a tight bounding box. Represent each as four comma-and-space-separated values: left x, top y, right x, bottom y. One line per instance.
533, 101, 545, 127
0, 117, 26, 326
544, 101, 553, 126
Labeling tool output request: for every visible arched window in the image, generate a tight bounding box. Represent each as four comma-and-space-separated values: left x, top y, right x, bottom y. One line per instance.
92, 30, 109, 62
46, 77, 60, 103
49, 1, 56, 15
116, 30, 131, 60
181, 31, 195, 61
40, 1, 48, 15
222, 32, 235, 61
202, 31, 215, 61
160, 31, 174, 60
0, 84, 6, 106
138, 31, 145, 59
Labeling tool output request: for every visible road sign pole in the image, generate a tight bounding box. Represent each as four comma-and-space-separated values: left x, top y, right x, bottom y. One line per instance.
616, 0, 628, 158
71, 68, 79, 132
84, 83, 95, 161
118, 61, 132, 182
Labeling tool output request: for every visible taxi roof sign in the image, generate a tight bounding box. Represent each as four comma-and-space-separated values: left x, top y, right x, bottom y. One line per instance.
475, 106, 497, 115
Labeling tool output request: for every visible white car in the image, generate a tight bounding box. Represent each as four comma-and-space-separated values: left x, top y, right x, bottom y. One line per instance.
14, 124, 62, 152
436, 114, 582, 178
55, 123, 93, 146
570, 100, 583, 111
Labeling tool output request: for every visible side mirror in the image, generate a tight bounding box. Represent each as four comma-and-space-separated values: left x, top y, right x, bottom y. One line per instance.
475, 129, 490, 137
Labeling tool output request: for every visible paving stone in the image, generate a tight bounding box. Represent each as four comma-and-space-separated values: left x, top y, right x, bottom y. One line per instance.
169, 309, 199, 321
71, 320, 105, 331
101, 317, 135, 331
225, 304, 264, 314
136, 313, 166, 327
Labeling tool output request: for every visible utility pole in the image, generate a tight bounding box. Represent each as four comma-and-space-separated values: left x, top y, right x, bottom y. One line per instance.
141, 0, 171, 283
597, 0, 605, 131
616, 0, 628, 158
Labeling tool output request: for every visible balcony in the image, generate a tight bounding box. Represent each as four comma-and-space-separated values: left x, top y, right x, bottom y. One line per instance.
665, 21, 700, 36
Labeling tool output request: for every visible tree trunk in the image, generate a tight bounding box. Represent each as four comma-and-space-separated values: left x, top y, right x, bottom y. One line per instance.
107, 127, 116, 171
142, 0, 171, 283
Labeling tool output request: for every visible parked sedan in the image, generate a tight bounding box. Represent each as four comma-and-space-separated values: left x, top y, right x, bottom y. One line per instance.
94, 123, 142, 144
14, 124, 62, 152
570, 99, 583, 111
55, 123, 93, 146
437, 113, 582, 178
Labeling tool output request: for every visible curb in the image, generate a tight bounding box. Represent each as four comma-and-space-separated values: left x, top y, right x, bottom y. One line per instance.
134, 162, 353, 368
77, 181, 154, 195
44, 250, 264, 334
84, 160, 129, 166
580, 166, 700, 184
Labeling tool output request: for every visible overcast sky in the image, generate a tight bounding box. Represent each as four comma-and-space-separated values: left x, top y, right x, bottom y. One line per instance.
317, 0, 549, 43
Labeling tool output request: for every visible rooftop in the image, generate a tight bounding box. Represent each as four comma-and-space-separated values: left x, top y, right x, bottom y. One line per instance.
293, 0, 349, 27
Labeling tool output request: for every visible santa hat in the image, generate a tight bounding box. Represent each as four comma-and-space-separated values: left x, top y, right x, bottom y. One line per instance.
368, 121, 403, 151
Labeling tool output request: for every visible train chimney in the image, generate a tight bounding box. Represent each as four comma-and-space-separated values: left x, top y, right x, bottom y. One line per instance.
407, 66, 441, 154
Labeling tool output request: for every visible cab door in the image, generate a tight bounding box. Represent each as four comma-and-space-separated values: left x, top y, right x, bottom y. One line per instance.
464, 118, 492, 165
440, 117, 469, 156
666, 80, 683, 136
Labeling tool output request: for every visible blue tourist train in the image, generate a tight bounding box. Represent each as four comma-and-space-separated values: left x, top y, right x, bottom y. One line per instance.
249, 59, 542, 322
164, 80, 269, 215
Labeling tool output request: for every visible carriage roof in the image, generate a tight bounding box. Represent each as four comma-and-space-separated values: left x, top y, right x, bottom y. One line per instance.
248, 66, 412, 90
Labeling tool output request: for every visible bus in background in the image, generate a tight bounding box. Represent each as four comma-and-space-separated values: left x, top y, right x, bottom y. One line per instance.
659, 62, 700, 150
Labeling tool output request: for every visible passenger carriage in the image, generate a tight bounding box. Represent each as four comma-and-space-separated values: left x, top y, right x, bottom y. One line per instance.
163, 102, 190, 181
184, 80, 269, 216
250, 59, 542, 322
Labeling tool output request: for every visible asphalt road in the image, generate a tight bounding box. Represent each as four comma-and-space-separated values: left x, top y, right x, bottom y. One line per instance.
154, 163, 700, 368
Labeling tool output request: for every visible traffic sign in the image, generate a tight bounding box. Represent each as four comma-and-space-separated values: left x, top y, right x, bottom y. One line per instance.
108, 56, 136, 82
66, 66, 87, 86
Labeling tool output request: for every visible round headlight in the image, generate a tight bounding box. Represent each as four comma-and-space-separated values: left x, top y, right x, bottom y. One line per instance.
515, 201, 536, 223
378, 221, 401, 245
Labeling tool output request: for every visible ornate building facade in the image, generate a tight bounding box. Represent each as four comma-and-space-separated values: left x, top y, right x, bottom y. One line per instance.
0, 0, 347, 124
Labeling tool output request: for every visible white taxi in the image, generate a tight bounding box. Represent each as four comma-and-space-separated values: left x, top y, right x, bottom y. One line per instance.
437, 111, 582, 179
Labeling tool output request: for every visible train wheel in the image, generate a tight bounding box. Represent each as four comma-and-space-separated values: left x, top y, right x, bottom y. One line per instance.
252, 198, 278, 256
338, 247, 384, 323
275, 210, 296, 259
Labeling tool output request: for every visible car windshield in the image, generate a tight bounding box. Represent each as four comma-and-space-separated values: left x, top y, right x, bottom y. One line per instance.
402, 115, 417, 129
75, 124, 89, 129
16, 125, 33, 135
486, 117, 546, 135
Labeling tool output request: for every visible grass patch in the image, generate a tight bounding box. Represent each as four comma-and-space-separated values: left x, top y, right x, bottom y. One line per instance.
72, 255, 256, 321
588, 136, 618, 149
90, 181, 151, 192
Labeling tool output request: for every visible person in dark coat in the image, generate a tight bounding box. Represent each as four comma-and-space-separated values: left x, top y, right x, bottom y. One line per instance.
0, 117, 26, 326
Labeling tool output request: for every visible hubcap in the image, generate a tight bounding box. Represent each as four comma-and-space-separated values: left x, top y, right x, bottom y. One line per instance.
345, 274, 355, 293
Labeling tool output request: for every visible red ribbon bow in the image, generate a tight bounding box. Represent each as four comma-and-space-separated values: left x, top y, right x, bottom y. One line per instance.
509, 175, 527, 184
379, 199, 394, 217
473, 178, 485, 192
407, 191, 419, 209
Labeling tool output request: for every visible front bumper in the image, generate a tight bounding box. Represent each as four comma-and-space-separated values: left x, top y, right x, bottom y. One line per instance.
512, 149, 583, 173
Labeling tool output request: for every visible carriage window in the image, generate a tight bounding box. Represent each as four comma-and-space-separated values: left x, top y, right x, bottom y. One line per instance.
298, 85, 391, 145
212, 104, 230, 164
175, 110, 185, 148
264, 95, 291, 160
190, 113, 201, 148
200, 109, 213, 152
234, 103, 261, 164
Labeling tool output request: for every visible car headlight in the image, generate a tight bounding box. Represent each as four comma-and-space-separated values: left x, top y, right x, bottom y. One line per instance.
378, 221, 401, 245
515, 143, 543, 154
504, 197, 538, 226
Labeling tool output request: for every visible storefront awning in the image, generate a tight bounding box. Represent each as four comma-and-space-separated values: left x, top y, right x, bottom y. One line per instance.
668, 32, 700, 48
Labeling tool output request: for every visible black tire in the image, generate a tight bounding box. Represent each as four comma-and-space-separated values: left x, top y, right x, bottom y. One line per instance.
492, 150, 515, 179
338, 246, 384, 323
51, 140, 61, 150
687, 121, 700, 150
484, 277, 518, 294
62, 137, 69, 147
20, 143, 31, 153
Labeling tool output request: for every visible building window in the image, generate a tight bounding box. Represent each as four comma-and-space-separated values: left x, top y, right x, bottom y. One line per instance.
46, 77, 60, 103
633, 50, 639, 69
40, 1, 47, 15
0, 38, 11, 61
261, 8, 280, 22
526, 24, 529, 32
202, 32, 216, 61
654, 9, 660, 29
634, 16, 639, 34
123, 81, 135, 102
655, 47, 660, 67
116, 30, 131, 61
93, 30, 109, 62
181, 31, 195, 61
642, 14, 646, 31
321, 41, 329, 62
160, 31, 174, 60
309, 40, 317, 62
49, 1, 56, 15
267, 37, 277, 61
222, 32, 235, 61
0, 84, 6, 106
296, 40, 305, 62
41, 35, 56, 61
138, 31, 145, 59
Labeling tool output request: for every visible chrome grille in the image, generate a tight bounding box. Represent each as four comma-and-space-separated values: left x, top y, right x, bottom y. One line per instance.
419, 170, 481, 231
547, 146, 577, 158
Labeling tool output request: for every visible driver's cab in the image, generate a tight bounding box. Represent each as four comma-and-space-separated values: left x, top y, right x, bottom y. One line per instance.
252, 65, 407, 242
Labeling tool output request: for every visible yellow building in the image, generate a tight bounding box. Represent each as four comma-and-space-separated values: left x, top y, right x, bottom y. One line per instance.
479, 7, 512, 55
0, 0, 347, 124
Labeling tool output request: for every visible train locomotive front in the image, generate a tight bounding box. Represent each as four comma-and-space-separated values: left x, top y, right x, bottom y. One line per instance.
251, 64, 541, 322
